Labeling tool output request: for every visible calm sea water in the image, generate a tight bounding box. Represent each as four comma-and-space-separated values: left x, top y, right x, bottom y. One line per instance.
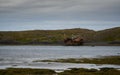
0, 46, 120, 72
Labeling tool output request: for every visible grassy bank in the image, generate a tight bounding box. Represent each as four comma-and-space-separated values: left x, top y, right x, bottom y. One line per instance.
0, 68, 55, 75
0, 27, 120, 45
0, 68, 120, 75
59, 68, 120, 75
35, 56, 120, 65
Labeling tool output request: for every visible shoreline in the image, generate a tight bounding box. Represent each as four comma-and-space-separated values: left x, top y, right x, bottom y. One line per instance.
0, 46, 120, 74
0, 67, 120, 75
34, 56, 120, 65
0, 56, 120, 74
0, 42, 120, 46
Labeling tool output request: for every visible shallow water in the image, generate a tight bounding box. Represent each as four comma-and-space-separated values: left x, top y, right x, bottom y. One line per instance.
0, 46, 120, 72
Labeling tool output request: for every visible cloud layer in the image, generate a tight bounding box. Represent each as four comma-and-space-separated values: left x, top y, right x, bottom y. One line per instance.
0, 0, 120, 31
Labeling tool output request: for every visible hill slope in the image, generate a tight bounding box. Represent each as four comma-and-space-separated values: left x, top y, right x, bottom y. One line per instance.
0, 27, 120, 45
95, 27, 120, 42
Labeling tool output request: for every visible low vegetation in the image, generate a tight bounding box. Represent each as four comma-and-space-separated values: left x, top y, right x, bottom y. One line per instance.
0, 27, 120, 45
36, 56, 120, 65
0, 68, 55, 75
58, 68, 120, 75
0, 68, 120, 75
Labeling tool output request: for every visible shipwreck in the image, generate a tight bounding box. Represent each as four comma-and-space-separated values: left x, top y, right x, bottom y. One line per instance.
64, 35, 84, 46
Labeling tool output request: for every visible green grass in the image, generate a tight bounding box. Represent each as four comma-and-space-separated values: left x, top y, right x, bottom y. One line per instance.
58, 68, 120, 75
37, 56, 120, 65
0, 68, 120, 75
0, 68, 56, 75
0, 27, 120, 45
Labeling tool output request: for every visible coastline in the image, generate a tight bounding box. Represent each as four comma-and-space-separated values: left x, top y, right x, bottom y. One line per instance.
0, 67, 120, 75
0, 42, 120, 46
0, 45, 119, 75
0, 27, 120, 46
36, 56, 120, 65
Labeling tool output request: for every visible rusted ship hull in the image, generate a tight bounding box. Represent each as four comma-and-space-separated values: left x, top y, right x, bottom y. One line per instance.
64, 37, 84, 46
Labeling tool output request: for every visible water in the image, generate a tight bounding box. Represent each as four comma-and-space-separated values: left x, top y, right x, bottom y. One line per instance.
0, 46, 120, 72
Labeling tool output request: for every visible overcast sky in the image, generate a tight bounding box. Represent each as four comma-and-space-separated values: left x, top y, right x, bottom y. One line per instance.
0, 0, 120, 31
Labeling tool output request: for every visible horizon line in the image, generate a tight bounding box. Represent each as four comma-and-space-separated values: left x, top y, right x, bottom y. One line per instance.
0, 27, 119, 32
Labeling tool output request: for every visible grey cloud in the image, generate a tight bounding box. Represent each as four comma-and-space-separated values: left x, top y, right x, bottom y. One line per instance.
0, 0, 120, 23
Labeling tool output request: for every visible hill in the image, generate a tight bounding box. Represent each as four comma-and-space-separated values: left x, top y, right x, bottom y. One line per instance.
95, 27, 120, 42
0, 27, 120, 45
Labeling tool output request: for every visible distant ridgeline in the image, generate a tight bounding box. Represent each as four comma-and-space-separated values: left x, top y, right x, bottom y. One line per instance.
0, 27, 120, 45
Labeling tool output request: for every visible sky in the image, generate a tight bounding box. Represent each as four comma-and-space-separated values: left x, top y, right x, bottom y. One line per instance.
0, 0, 120, 31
